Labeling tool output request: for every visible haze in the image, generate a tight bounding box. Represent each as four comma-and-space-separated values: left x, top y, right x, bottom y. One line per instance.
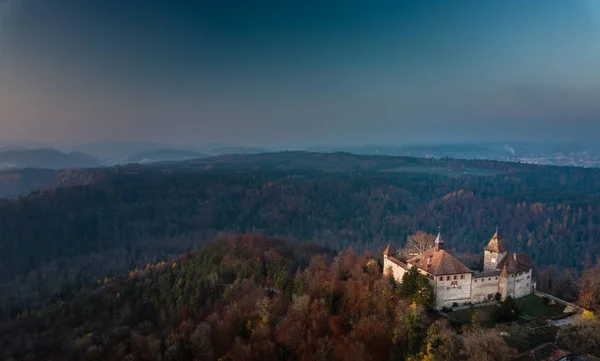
1, 0, 600, 147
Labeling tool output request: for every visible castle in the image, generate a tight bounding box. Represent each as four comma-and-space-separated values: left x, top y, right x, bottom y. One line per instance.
383, 230, 535, 309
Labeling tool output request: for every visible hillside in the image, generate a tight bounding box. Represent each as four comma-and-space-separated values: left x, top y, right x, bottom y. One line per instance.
0, 234, 508, 361
127, 149, 206, 164
3, 234, 598, 361
1, 151, 600, 319
0, 148, 100, 170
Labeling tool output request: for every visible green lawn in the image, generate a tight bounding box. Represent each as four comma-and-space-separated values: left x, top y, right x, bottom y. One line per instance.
451, 305, 499, 326
382, 165, 501, 177
498, 320, 559, 353
514, 294, 567, 318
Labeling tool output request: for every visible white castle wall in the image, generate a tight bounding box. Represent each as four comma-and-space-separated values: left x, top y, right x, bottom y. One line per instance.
434, 273, 472, 308
483, 250, 507, 271
511, 269, 532, 299
383, 255, 408, 282
471, 276, 500, 303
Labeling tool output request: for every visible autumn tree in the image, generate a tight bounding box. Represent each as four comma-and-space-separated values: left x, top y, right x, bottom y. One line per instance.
406, 231, 436, 255
578, 259, 600, 310
421, 320, 461, 361
462, 328, 517, 361
556, 315, 600, 357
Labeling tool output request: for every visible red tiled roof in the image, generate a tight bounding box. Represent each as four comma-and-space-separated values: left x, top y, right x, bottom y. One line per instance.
497, 252, 532, 274
408, 248, 472, 276
383, 243, 395, 256
388, 256, 409, 269
484, 231, 509, 253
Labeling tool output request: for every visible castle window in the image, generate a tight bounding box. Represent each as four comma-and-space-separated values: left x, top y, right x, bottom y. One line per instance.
495, 277, 498, 280
439, 277, 443, 281
488, 278, 491, 281
453, 275, 457, 280
460, 275, 464, 279
451, 281, 458, 289
474, 279, 477, 283
446, 276, 450, 281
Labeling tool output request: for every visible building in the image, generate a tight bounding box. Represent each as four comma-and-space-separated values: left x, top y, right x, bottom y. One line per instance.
512, 343, 600, 361
383, 230, 535, 309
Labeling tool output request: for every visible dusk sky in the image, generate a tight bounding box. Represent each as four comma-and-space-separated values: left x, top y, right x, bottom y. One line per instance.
1, 0, 600, 146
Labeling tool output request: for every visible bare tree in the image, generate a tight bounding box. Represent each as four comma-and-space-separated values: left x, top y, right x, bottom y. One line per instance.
405, 231, 435, 255
462, 328, 517, 361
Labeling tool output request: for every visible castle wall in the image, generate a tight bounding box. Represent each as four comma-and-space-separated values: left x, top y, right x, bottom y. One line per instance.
483, 251, 507, 271
434, 273, 472, 308
470, 276, 500, 303
512, 269, 533, 298
383, 256, 408, 283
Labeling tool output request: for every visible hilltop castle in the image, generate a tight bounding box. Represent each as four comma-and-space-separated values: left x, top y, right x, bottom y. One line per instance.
383, 230, 535, 309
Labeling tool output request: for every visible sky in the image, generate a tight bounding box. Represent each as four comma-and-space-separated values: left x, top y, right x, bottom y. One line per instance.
0, 0, 600, 147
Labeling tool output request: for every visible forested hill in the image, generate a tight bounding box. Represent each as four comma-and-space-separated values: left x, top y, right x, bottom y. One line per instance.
0, 234, 509, 361
1, 151, 600, 320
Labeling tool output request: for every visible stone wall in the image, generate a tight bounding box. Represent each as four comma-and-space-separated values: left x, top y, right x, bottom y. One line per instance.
512, 269, 532, 298
483, 250, 507, 271
383, 255, 408, 283
434, 273, 472, 308
471, 275, 500, 303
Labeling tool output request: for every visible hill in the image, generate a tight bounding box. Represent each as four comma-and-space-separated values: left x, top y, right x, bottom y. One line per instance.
127, 149, 206, 164
1, 151, 600, 320
0, 234, 511, 361
0, 148, 100, 170
4, 234, 599, 361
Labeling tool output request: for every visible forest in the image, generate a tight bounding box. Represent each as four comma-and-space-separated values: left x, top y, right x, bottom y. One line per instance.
2, 234, 600, 361
2, 151, 600, 319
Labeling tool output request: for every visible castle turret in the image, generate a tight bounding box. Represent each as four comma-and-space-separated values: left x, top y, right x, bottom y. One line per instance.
383, 243, 395, 259
434, 231, 444, 251
483, 228, 509, 271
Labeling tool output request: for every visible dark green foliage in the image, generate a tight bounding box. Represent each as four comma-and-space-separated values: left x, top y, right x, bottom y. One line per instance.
399, 267, 435, 309
496, 296, 521, 322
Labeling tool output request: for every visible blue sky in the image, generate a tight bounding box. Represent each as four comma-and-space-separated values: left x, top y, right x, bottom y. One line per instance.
0, 0, 599, 146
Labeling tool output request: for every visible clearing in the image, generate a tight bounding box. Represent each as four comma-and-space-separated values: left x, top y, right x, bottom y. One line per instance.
514, 294, 567, 319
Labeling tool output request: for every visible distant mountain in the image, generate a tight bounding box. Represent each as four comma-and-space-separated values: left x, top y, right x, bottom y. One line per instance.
127, 149, 206, 164
209, 146, 270, 155
0, 148, 100, 170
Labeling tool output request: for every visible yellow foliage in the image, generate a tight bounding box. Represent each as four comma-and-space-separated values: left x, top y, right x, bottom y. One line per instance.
582, 310, 596, 321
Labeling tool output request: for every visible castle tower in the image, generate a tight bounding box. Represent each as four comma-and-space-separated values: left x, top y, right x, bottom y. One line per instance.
483, 228, 508, 271
383, 243, 395, 260
434, 231, 444, 251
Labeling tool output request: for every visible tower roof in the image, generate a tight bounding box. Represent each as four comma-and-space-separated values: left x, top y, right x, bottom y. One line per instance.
434, 232, 444, 245
484, 230, 509, 253
383, 243, 395, 256
497, 251, 532, 274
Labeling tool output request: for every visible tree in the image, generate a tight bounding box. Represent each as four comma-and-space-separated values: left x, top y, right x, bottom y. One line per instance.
556, 317, 600, 357
495, 296, 520, 322
400, 267, 421, 298
422, 320, 461, 361
400, 267, 435, 309
462, 328, 517, 361
406, 231, 436, 255
578, 259, 600, 310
